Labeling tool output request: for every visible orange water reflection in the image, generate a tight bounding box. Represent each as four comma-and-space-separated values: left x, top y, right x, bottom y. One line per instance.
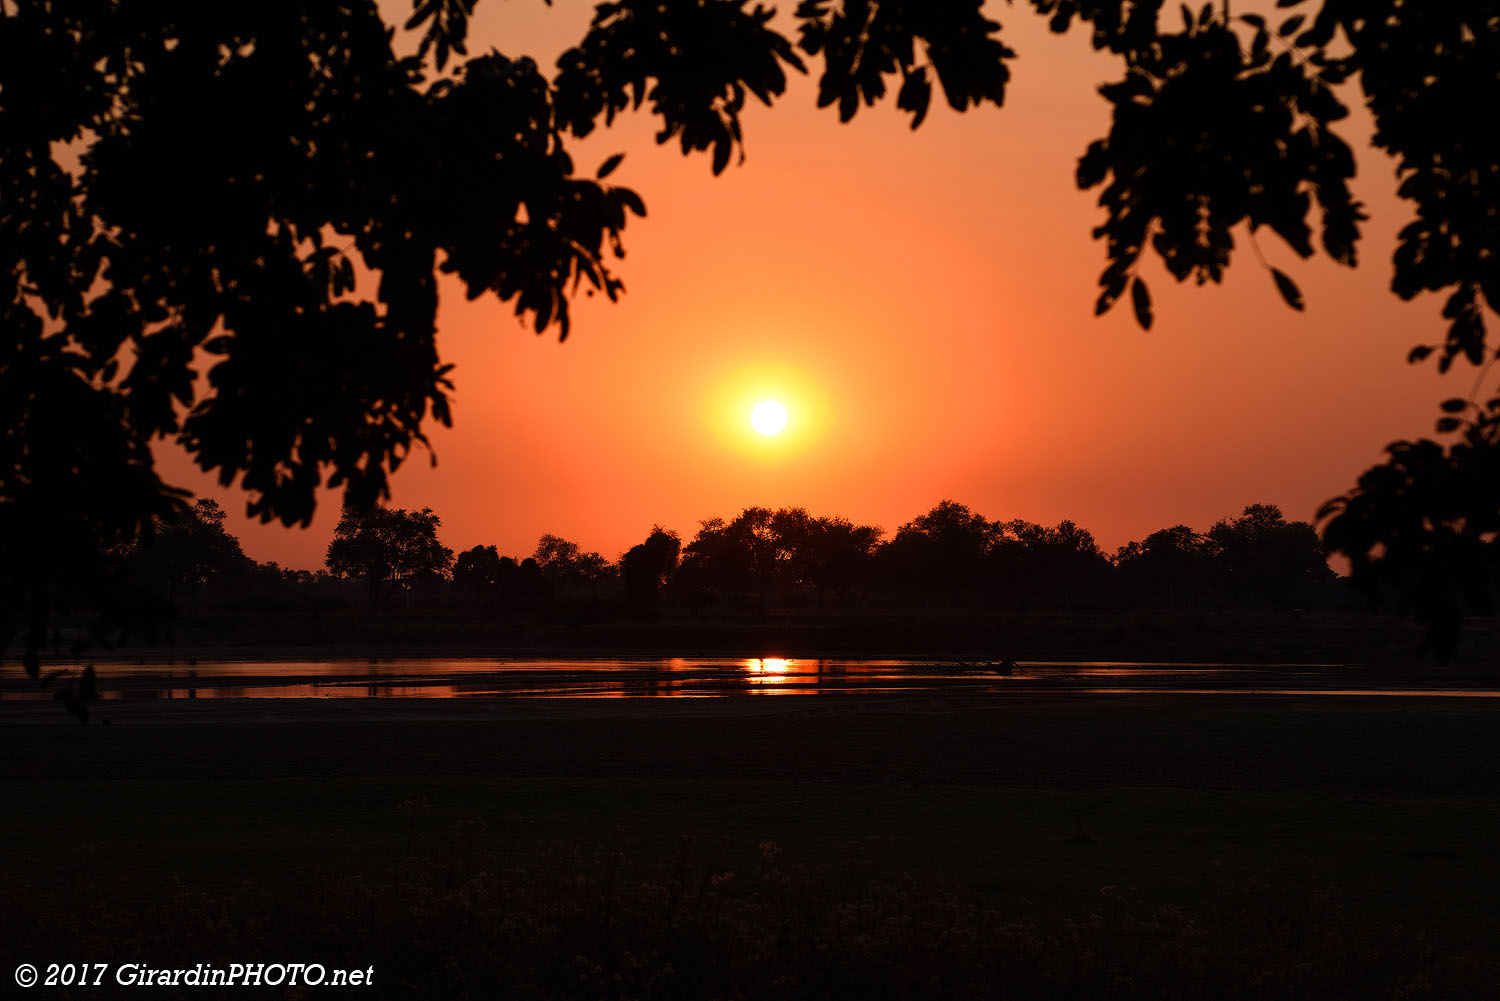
3, 658, 1497, 701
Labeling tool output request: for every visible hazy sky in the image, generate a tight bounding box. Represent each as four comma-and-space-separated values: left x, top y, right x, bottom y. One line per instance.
156, 2, 1462, 569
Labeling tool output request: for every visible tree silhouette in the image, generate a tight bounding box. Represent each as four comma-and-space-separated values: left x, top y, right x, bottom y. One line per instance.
677, 518, 742, 607
530, 533, 614, 597
998, 519, 1113, 611
5, 1, 1498, 664
881, 500, 1000, 595
1320, 426, 1500, 660
129, 499, 248, 607
575, 551, 617, 597
325, 505, 454, 609
532, 534, 583, 583
452, 544, 505, 606
1206, 504, 1332, 608
794, 515, 883, 610
508, 556, 554, 609
683, 507, 812, 608
677, 507, 883, 609
1115, 525, 1211, 610
53, 493, 1370, 642
620, 526, 681, 607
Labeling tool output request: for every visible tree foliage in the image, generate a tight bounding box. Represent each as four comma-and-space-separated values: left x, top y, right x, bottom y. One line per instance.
452, 543, 552, 608
620, 526, 682, 606
452, 544, 505, 596
5, 0, 1499, 662
881, 500, 999, 592
998, 518, 1114, 610
1320, 405, 1500, 660
531, 533, 613, 596
129, 498, 248, 600
676, 507, 882, 608
1115, 524, 1211, 608
1206, 503, 1330, 603
325, 505, 454, 608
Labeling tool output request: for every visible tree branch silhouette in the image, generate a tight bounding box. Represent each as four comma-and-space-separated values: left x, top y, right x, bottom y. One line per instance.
3, 1, 1498, 668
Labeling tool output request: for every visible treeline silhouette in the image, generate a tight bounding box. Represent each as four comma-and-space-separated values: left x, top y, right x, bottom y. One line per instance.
117, 498, 1344, 625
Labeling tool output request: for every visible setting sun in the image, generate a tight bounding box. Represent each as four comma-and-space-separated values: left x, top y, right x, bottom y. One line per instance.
750, 400, 788, 436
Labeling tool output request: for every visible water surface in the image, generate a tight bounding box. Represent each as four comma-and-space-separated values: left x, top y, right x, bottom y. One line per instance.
4, 657, 1493, 700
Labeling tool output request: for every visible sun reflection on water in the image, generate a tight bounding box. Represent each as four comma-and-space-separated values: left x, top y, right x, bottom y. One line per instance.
746, 657, 795, 689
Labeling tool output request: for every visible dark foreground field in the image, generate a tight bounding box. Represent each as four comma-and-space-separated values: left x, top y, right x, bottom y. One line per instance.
4, 693, 1499, 999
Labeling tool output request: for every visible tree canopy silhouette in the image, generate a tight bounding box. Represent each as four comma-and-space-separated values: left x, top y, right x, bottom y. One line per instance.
621, 525, 682, 606
452, 544, 505, 604
128, 499, 248, 605
325, 505, 454, 609
531, 533, 613, 596
881, 500, 998, 592
4, 1, 1498, 664
1115, 525, 1211, 609
1207, 503, 1332, 605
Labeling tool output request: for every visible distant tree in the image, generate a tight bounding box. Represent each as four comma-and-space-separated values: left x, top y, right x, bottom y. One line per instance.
574, 551, 616, 597
768, 507, 815, 569
733, 509, 785, 606
452, 544, 504, 606
325, 505, 454, 609
997, 519, 1113, 611
682, 508, 805, 608
620, 526, 680, 607
677, 518, 737, 608
680, 518, 738, 599
1114, 525, 1211, 609
533, 534, 582, 586
794, 515, 883, 610
129, 499, 248, 604
1206, 504, 1331, 608
507, 556, 553, 609
531, 534, 619, 597
880, 500, 1000, 594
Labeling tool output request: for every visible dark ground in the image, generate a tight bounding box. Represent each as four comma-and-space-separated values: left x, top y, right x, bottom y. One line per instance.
3, 692, 1499, 997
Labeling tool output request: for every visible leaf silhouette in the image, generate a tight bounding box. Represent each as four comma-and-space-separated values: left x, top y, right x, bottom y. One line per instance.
1271, 268, 1304, 311
597, 153, 625, 179
1130, 277, 1153, 330
897, 67, 932, 129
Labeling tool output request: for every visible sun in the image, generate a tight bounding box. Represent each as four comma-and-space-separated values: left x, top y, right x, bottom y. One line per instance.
750, 399, 788, 436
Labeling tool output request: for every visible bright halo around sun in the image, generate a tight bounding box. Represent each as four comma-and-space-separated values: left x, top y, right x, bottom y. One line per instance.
750, 399, 788, 436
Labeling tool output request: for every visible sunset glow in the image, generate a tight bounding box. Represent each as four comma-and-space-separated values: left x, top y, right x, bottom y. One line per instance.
152, 2, 1456, 570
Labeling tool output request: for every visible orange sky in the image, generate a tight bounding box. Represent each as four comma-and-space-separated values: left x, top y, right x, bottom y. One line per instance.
156, 2, 1467, 570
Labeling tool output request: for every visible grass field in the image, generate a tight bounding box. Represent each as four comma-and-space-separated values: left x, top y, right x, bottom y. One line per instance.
3, 694, 1498, 998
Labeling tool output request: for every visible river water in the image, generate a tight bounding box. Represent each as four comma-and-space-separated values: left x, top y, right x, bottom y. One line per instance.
3, 657, 1496, 700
